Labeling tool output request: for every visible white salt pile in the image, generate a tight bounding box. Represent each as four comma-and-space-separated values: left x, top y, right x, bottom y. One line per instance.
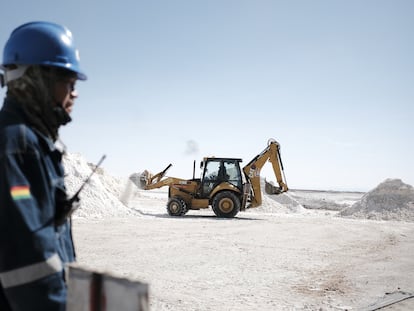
251, 193, 305, 214
338, 179, 414, 222
246, 179, 305, 214
63, 153, 139, 219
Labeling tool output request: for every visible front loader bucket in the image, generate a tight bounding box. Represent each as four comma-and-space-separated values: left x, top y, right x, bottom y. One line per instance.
129, 172, 149, 189
139, 174, 148, 189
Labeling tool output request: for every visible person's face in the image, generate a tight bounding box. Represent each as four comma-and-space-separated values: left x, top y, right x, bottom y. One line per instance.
53, 76, 78, 114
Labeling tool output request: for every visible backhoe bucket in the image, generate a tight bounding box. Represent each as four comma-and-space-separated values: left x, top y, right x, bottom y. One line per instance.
264, 179, 282, 195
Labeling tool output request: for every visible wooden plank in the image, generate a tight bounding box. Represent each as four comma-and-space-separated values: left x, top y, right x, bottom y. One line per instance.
67, 264, 149, 311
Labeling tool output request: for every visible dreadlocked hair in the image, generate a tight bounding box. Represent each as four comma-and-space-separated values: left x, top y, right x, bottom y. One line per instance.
6, 65, 72, 141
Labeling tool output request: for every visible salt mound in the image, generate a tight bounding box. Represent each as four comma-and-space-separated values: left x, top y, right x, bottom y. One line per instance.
338, 179, 414, 221
63, 153, 139, 219
253, 179, 305, 214
252, 192, 305, 214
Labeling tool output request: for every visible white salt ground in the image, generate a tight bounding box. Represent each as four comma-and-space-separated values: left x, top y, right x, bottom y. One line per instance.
63, 153, 414, 310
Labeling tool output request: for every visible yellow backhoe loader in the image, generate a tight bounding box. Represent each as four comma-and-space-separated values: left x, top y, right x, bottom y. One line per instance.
136, 138, 288, 218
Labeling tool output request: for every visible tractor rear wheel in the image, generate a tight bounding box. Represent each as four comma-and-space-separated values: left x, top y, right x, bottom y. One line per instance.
212, 191, 240, 218
167, 197, 187, 216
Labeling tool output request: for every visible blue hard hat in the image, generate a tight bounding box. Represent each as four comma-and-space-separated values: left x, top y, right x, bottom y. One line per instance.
1, 21, 87, 80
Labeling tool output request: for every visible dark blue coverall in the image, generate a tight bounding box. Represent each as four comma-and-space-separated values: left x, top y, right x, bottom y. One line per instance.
0, 98, 76, 310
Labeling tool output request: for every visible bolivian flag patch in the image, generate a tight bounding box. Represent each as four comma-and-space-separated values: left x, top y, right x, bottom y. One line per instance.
11, 185, 32, 200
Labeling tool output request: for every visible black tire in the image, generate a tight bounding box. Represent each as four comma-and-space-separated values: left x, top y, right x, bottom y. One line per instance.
167, 197, 187, 216
212, 191, 240, 218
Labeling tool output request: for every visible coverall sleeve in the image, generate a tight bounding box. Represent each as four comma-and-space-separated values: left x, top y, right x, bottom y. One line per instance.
0, 148, 67, 310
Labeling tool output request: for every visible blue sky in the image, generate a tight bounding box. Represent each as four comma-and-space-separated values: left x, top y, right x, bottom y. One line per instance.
1, 0, 413, 191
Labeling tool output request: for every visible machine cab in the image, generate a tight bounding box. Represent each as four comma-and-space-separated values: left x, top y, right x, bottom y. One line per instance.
200, 158, 243, 196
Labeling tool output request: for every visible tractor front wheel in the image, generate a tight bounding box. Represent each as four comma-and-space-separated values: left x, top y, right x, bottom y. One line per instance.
167, 197, 187, 216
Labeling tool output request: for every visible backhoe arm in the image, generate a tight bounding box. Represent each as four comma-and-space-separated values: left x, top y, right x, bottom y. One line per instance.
242, 139, 288, 207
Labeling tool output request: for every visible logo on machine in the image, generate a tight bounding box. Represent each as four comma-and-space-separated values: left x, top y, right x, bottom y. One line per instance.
249, 164, 259, 178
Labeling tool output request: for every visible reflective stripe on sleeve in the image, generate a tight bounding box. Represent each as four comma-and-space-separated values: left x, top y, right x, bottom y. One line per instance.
0, 253, 63, 288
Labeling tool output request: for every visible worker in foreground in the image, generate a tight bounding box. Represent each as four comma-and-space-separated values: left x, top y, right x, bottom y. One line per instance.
0, 21, 87, 310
